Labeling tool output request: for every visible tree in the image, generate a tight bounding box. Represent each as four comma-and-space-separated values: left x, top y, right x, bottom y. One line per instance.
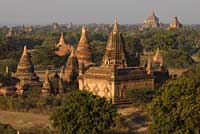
163, 49, 194, 68
50, 91, 118, 134
148, 77, 200, 133
0, 124, 16, 134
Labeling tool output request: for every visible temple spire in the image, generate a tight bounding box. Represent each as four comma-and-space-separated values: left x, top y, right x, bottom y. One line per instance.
57, 32, 66, 47
113, 16, 118, 32
153, 48, 163, 64
102, 17, 127, 68
79, 26, 88, 43
70, 45, 76, 57
41, 69, 52, 95
76, 26, 92, 66
146, 55, 152, 75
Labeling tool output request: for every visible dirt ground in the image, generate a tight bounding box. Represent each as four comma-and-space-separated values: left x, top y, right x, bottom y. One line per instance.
0, 106, 148, 134
0, 110, 51, 131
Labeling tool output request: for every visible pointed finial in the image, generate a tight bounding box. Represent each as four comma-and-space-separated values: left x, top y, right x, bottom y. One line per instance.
23, 46, 27, 52
82, 25, 86, 35
146, 55, 152, 75
70, 45, 76, 57
113, 16, 118, 32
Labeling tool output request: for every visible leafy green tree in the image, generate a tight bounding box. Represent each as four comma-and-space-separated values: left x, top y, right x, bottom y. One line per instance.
163, 49, 194, 68
148, 77, 200, 133
50, 91, 118, 134
0, 124, 16, 134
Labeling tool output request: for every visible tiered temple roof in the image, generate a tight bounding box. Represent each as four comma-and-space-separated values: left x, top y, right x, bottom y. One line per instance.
13, 46, 42, 90
102, 17, 127, 68
76, 26, 93, 66
62, 46, 79, 83
55, 32, 71, 56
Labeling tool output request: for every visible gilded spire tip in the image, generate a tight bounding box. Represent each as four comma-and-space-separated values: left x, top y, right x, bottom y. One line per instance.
82, 25, 86, 34
113, 16, 118, 32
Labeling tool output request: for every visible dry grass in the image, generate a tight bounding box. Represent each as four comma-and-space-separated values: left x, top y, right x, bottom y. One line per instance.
0, 110, 53, 133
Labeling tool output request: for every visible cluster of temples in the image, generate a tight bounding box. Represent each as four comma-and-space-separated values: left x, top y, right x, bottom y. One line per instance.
141, 10, 183, 30
0, 17, 169, 104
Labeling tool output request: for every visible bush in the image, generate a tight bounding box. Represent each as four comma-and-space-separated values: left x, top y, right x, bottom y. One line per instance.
50, 91, 118, 134
0, 124, 17, 134
0, 94, 63, 113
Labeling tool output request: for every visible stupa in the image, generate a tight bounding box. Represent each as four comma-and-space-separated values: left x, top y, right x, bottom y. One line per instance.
41, 69, 52, 95
76, 26, 93, 66
55, 32, 71, 56
13, 46, 42, 92
61, 46, 79, 83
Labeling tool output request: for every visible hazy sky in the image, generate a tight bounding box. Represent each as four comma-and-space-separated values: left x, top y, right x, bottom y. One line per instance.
0, 0, 199, 25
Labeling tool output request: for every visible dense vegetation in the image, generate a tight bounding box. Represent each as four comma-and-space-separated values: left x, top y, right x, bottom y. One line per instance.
148, 65, 200, 133
0, 124, 16, 134
51, 91, 118, 134
0, 26, 199, 74
0, 93, 63, 113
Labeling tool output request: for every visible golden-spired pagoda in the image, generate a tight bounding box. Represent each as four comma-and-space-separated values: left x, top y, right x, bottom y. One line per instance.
78, 17, 154, 104
61, 46, 79, 83
55, 32, 71, 56
141, 10, 160, 30
168, 16, 182, 29
13, 46, 42, 92
76, 26, 93, 67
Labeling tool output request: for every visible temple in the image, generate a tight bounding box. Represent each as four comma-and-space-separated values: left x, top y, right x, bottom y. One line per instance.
41, 69, 52, 95
55, 32, 71, 56
12, 46, 42, 93
61, 46, 79, 85
141, 10, 160, 30
168, 16, 182, 29
147, 48, 169, 86
76, 26, 93, 67
78, 17, 154, 104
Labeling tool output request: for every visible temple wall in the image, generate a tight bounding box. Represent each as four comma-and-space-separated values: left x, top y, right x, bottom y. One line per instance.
79, 75, 154, 103
79, 77, 114, 101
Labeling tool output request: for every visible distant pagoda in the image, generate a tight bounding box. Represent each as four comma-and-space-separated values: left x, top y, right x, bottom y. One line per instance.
141, 10, 160, 30
55, 32, 71, 56
41, 69, 52, 95
13, 46, 42, 92
61, 46, 79, 83
168, 16, 182, 29
76, 26, 93, 66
